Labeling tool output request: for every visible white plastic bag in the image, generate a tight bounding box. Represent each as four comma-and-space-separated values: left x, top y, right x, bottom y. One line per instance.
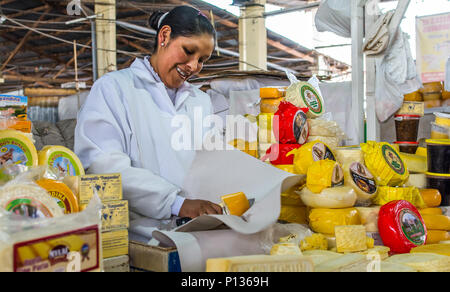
446, 57, 450, 91
315, 0, 352, 38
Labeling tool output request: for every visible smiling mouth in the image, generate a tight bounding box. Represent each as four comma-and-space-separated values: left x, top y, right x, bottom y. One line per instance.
176, 66, 190, 80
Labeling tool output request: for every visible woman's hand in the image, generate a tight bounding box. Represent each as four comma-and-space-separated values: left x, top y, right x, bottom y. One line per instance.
179, 199, 223, 219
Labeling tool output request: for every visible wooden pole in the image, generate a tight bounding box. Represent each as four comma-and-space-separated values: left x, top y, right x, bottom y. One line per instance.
95, 0, 117, 77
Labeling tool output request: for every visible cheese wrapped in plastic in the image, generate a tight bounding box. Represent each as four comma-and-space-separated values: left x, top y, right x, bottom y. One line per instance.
420, 189, 442, 208
422, 214, 450, 231
273, 101, 309, 145
419, 208, 443, 216
307, 208, 361, 235
361, 141, 409, 186
261, 143, 300, 165
38, 145, 85, 177
260, 86, 287, 99
306, 136, 340, 150
270, 243, 302, 256
285, 81, 325, 118
281, 186, 305, 206
274, 164, 296, 174
287, 140, 337, 175
0, 129, 38, 167
343, 162, 378, 206
298, 186, 357, 209
307, 119, 345, 138
35, 178, 79, 214
425, 230, 450, 244
260, 97, 284, 113
335, 147, 364, 165
257, 113, 276, 144
306, 159, 344, 193
399, 152, 427, 173
373, 186, 426, 208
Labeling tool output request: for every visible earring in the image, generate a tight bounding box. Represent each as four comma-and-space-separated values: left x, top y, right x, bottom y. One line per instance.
161, 42, 165, 47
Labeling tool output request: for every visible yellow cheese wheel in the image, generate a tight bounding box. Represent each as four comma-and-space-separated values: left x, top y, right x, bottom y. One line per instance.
411, 244, 450, 256
306, 159, 344, 193
361, 141, 409, 186
0, 129, 38, 167
260, 87, 287, 99
420, 189, 442, 208
419, 208, 443, 216
307, 208, 361, 235
299, 186, 357, 209
287, 140, 337, 175
420, 82, 442, 93
38, 145, 84, 177
35, 178, 79, 214
260, 97, 284, 113
422, 214, 450, 231
343, 162, 378, 206
373, 186, 426, 208
426, 230, 450, 244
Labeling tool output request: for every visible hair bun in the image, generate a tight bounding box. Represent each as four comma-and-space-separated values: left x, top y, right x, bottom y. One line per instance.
148, 11, 166, 30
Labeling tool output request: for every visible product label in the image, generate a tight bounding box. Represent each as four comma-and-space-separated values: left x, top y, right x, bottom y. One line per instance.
293, 110, 309, 145
0, 138, 32, 166
13, 225, 100, 272
5, 197, 53, 219
381, 144, 406, 175
349, 162, 377, 194
300, 85, 323, 114
331, 164, 344, 187
312, 142, 336, 161
48, 190, 71, 213
79, 174, 122, 205
48, 151, 80, 177
398, 209, 426, 246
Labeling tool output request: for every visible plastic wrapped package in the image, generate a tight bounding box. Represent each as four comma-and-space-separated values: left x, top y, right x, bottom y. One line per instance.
306, 136, 341, 149
0, 129, 38, 168
288, 140, 337, 175
258, 223, 312, 254
297, 186, 357, 209
306, 159, 344, 193
374, 186, 426, 208
307, 207, 361, 235
285, 82, 325, 119
273, 101, 309, 145
0, 194, 102, 272
314, 0, 351, 38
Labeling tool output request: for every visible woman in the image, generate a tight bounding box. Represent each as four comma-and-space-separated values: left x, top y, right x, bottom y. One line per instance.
74, 6, 223, 230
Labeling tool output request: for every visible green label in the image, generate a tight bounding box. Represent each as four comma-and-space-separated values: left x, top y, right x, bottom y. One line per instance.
381, 144, 405, 175
398, 209, 426, 246
48, 151, 80, 176
300, 85, 323, 114
0, 137, 33, 166
5, 198, 52, 219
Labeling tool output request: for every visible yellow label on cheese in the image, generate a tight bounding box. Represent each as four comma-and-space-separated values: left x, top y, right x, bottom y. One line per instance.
0, 129, 38, 167
38, 145, 85, 177
35, 178, 79, 214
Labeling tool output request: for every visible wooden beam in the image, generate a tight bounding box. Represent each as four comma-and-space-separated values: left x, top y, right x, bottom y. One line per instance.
266, 39, 315, 63
95, 0, 117, 77
53, 40, 92, 79
3, 74, 92, 85
0, 7, 51, 72
6, 5, 49, 18
117, 36, 151, 55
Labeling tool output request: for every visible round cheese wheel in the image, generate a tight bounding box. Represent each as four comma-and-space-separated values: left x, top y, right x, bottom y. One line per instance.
287, 140, 337, 175
343, 162, 378, 206
0, 184, 64, 219
298, 186, 357, 209
285, 81, 325, 118
361, 141, 409, 186
374, 186, 426, 208
306, 159, 344, 193
273, 101, 309, 145
35, 178, 79, 214
378, 200, 427, 254
0, 130, 38, 167
38, 145, 84, 177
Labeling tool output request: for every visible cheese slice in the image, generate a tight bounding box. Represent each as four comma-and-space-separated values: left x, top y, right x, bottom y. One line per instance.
359, 246, 391, 260
0, 129, 38, 167
384, 253, 450, 272
307, 208, 361, 235
35, 178, 79, 214
206, 255, 314, 272
422, 214, 450, 231
0, 184, 64, 218
411, 244, 450, 256
38, 145, 85, 177
300, 233, 328, 251
306, 159, 344, 193
355, 206, 380, 233
270, 243, 302, 255
399, 152, 427, 173
426, 230, 450, 244
335, 225, 368, 253
314, 253, 370, 272
220, 192, 250, 216
298, 186, 357, 209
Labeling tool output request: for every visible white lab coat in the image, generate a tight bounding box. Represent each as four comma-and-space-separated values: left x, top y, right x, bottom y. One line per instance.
74, 58, 213, 226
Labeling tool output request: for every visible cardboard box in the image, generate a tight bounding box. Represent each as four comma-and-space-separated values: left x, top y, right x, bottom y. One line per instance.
102, 229, 128, 259
103, 255, 130, 272
129, 241, 181, 272
100, 200, 129, 232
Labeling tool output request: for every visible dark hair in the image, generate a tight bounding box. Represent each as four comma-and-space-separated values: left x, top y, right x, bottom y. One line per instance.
148, 6, 216, 52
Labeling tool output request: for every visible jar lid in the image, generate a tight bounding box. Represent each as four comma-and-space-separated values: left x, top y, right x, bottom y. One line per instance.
426, 139, 450, 146
394, 114, 421, 118
426, 172, 450, 178
394, 141, 419, 145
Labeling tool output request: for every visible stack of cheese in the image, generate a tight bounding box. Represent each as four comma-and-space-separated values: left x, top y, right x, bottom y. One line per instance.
431, 112, 450, 139
66, 173, 129, 264
278, 185, 307, 224
418, 191, 450, 244
306, 118, 346, 150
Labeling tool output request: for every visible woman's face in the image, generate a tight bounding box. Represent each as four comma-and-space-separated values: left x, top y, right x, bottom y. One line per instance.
153, 28, 214, 89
